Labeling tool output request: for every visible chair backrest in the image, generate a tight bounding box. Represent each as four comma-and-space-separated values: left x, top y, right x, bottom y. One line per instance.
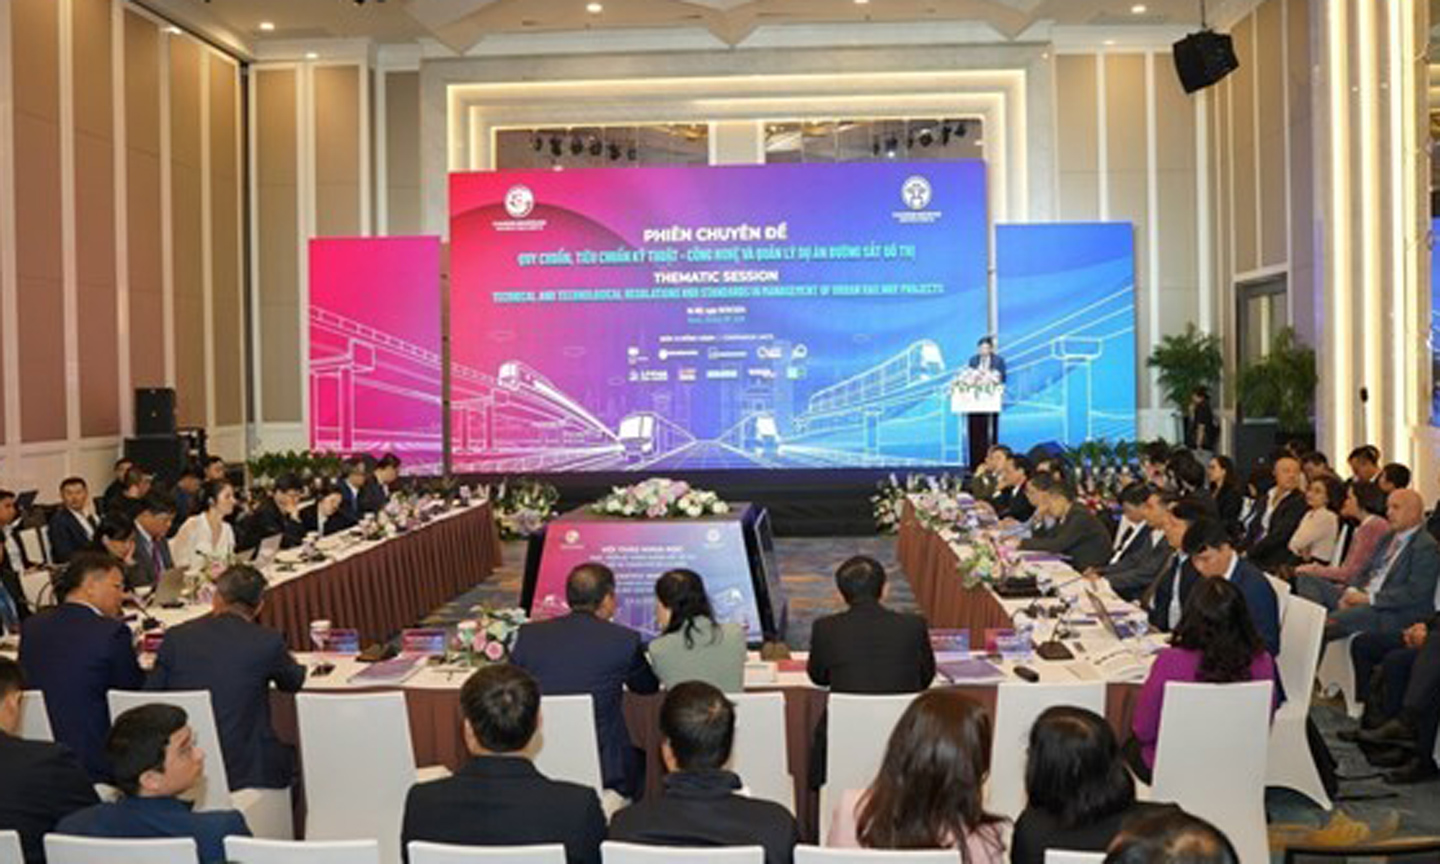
823, 694, 916, 840
1045, 852, 1107, 864
1275, 597, 1325, 701
989, 682, 1107, 821
19, 690, 53, 741
225, 837, 382, 864
795, 847, 964, 863
108, 689, 233, 811
0, 830, 22, 864
296, 692, 419, 864
729, 692, 794, 811
44, 834, 198, 864
17, 527, 47, 567
602, 842, 763, 864
1152, 681, 1273, 864
531, 694, 602, 795
408, 841, 567, 863
1266, 574, 1291, 623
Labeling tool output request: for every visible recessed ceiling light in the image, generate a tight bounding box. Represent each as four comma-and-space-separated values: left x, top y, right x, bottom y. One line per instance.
164, 25, 182, 35
586, 2, 603, 12
259, 21, 276, 32
1104, 38, 1116, 45
855, 0, 870, 4
305, 51, 319, 60
1130, 3, 1147, 12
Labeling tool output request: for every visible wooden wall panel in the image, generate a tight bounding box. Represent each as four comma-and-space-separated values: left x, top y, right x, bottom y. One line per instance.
385, 71, 422, 235
314, 65, 361, 237
210, 58, 243, 427
1105, 54, 1150, 355
255, 68, 301, 423
124, 10, 165, 389
168, 38, 205, 427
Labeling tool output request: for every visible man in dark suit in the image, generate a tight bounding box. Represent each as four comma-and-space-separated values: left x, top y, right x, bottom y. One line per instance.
1, 541, 31, 632
965, 336, 1007, 468
47, 477, 100, 565
511, 563, 659, 799
57, 703, 250, 864
808, 555, 936, 693
360, 453, 401, 513
106, 467, 151, 525
339, 457, 370, 520
236, 475, 306, 553
1350, 613, 1440, 783
1145, 497, 1212, 634
131, 494, 176, 591
299, 485, 357, 538
18, 551, 145, 779
147, 565, 306, 790
170, 467, 203, 536
0, 657, 99, 863
1326, 489, 1440, 641
610, 682, 798, 864
99, 458, 133, 518
0, 489, 36, 576
991, 453, 1037, 523
1088, 485, 1173, 601
402, 664, 605, 864
1244, 455, 1308, 571
1019, 474, 1113, 570
1184, 519, 1282, 656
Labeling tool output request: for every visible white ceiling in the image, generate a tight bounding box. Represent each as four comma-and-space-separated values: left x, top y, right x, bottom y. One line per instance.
158, 0, 1225, 54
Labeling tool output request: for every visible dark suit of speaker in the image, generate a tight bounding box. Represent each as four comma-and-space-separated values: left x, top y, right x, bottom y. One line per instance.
47, 509, 97, 565
0, 731, 100, 863
147, 612, 307, 790
510, 613, 659, 798
19, 604, 145, 780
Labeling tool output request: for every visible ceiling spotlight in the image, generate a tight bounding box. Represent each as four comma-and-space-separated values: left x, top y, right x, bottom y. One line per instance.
164, 25, 182, 35
259, 21, 275, 32
586, 2, 603, 12
917, 129, 934, 148
1130, 3, 1147, 12
854, 0, 870, 4
305, 51, 319, 60
1103, 39, 1116, 46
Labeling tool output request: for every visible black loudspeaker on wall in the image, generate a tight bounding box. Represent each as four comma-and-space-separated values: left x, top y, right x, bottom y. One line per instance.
135, 388, 177, 437
1172, 30, 1239, 94
125, 436, 187, 487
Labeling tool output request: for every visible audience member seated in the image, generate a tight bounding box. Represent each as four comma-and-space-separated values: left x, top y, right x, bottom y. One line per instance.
365, 453, 403, 511
1324, 489, 1439, 641
990, 453, 1036, 523
1142, 497, 1210, 634
807, 555, 935, 693
1286, 474, 1343, 564
0, 489, 36, 573
1011, 706, 1169, 864
1207, 455, 1244, 535
1086, 484, 1170, 602
1378, 462, 1412, 494
1166, 450, 1207, 499
299, 484, 357, 538
402, 664, 605, 864
1347, 445, 1382, 485
511, 563, 659, 800
610, 682, 798, 864
1, 494, 32, 630
1184, 519, 1280, 655
971, 445, 1012, 503
236, 474, 305, 553
170, 467, 203, 534
0, 657, 99, 864
1292, 481, 1389, 606
1300, 451, 1333, 484
56, 704, 250, 863
339, 457, 371, 520
826, 690, 1005, 862
1348, 613, 1440, 784
1237, 466, 1270, 532
202, 456, 228, 485
47, 477, 100, 565
171, 480, 238, 571
86, 516, 140, 590
1127, 577, 1278, 783
131, 495, 177, 591
646, 569, 746, 693
1019, 474, 1112, 570
1103, 809, 1239, 864
19, 551, 144, 780
1243, 454, 1307, 571
146, 566, 305, 791
1140, 442, 1171, 488
107, 468, 152, 524
100, 458, 134, 517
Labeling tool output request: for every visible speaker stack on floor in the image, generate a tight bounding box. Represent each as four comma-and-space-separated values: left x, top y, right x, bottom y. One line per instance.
125, 388, 190, 486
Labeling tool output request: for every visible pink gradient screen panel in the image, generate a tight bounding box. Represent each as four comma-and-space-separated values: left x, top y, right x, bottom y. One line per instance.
308, 237, 443, 471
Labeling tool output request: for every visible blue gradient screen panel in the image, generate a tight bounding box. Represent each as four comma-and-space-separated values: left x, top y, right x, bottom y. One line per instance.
996, 223, 1138, 451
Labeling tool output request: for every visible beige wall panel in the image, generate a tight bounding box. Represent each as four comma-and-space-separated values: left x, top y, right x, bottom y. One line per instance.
210, 60, 243, 427
1154, 54, 1196, 171
169, 42, 205, 427
1230, 18, 1258, 274
1104, 54, 1148, 169
1256, 0, 1287, 269
72, 0, 111, 138
385, 71, 422, 235
75, 133, 120, 436
124, 13, 160, 154
12, 0, 59, 121
13, 114, 63, 281
16, 275, 66, 443
126, 13, 165, 388
1287, 0, 1316, 340
1055, 55, 1099, 173
255, 69, 302, 423
314, 65, 361, 238
1158, 170, 1199, 333
1058, 173, 1101, 221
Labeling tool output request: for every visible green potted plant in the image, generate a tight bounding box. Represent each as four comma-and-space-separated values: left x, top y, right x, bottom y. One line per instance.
1146, 324, 1224, 441
1235, 327, 1317, 464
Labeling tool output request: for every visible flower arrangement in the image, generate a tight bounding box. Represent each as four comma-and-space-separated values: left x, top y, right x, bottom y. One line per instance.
954, 537, 1003, 590
450, 607, 528, 666
591, 478, 730, 519
949, 366, 1004, 400
871, 473, 966, 533
184, 551, 237, 602
492, 478, 561, 539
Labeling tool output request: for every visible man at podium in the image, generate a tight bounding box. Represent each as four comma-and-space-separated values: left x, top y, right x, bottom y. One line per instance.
966, 336, 1006, 468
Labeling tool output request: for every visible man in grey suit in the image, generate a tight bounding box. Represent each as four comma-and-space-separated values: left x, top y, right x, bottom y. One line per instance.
1326, 489, 1440, 641
1087, 484, 1173, 601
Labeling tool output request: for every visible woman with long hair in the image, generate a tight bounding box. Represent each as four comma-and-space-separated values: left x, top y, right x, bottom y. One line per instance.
828, 690, 1006, 863
1127, 577, 1277, 782
646, 569, 746, 692
1286, 474, 1344, 564
171, 479, 237, 570
1206, 455, 1243, 532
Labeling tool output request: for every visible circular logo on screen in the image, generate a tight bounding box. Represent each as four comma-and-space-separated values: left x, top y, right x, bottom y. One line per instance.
564, 530, 581, 545
706, 529, 722, 544
901, 175, 932, 211
505, 185, 535, 218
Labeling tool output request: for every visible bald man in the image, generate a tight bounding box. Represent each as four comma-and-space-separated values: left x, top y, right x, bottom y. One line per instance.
1326, 489, 1440, 641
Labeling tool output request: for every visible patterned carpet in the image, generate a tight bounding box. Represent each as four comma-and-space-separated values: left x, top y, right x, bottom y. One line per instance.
422, 536, 1440, 855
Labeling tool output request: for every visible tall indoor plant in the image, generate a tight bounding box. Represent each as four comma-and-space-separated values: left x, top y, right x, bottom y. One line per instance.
1146, 323, 1224, 440
1235, 327, 1318, 461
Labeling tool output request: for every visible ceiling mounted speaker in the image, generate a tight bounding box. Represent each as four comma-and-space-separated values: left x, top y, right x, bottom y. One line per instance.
1172, 29, 1238, 94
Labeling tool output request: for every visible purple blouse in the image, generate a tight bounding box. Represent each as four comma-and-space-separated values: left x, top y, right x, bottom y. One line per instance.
1132, 646, 1279, 770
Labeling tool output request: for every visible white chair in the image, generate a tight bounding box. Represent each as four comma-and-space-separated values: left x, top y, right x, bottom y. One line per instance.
1316, 633, 1363, 719
0, 830, 23, 864
108, 690, 294, 839
795, 847, 961, 863
44, 834, 197, 864
18, 567, 52, 611
1151, 681, 1274, 864
730, 692, 794, 812
989, 682, 1107, 820
19, 690, 53, 741
602, 842, 762, 864
1265, 597, 1332, 810
532, 695, 603, 796
17, 527, 48, 567
225, 837, 381, 864
822, 694, 915, 840
409, 841, 566, 863
297, 692, 448, 864
1044, 853, 1106, 864
1265, 573, 1291, 623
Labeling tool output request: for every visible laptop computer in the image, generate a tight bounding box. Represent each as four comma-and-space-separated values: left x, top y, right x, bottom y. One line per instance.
254, 534, 284, 569
1086, 589, 1126, 642
150, 568, 189, 606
